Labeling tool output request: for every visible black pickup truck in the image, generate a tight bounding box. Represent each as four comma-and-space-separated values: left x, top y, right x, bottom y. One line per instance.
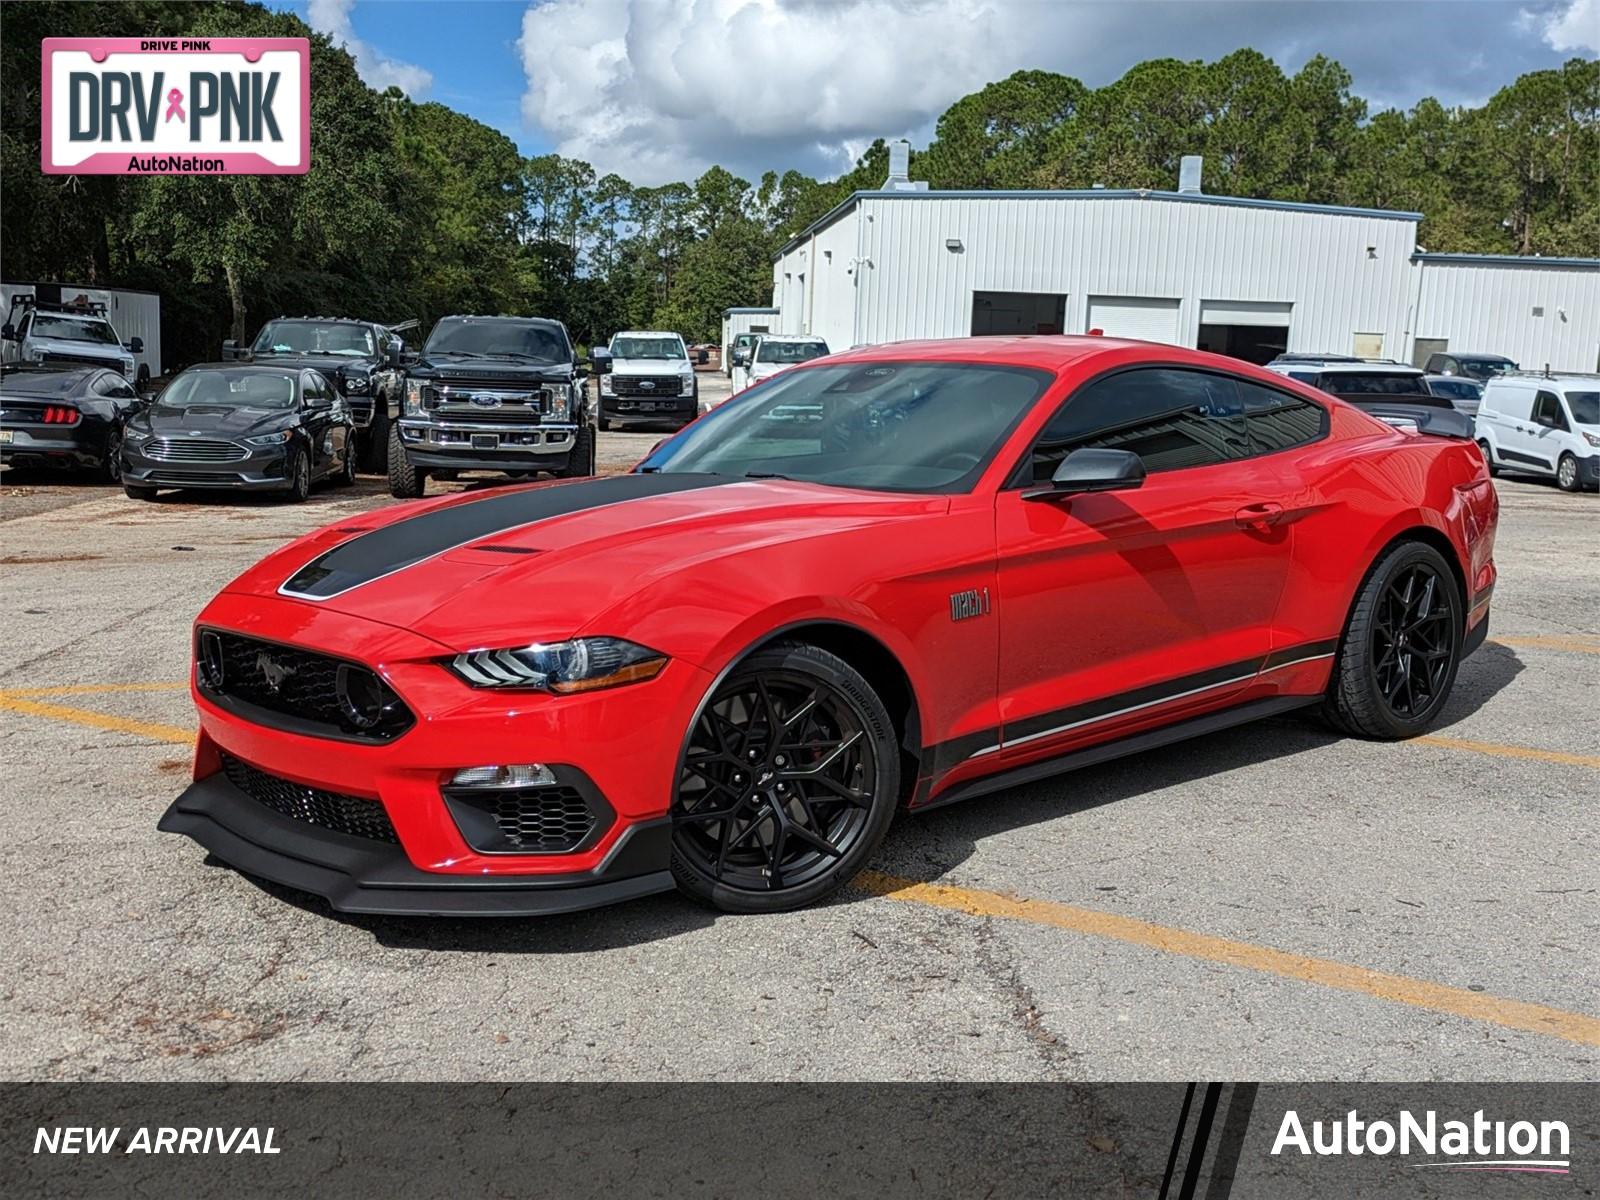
224, 316, 409, 472
388, 315, 598, 498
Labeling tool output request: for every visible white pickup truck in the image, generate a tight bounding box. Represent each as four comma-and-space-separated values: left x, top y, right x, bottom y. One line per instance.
734, 334, 831, 393
596, 330, 699, 430
1, 295, 142, 383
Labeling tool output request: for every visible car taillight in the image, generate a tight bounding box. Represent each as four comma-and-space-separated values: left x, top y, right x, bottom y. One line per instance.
42, 406, 80, 425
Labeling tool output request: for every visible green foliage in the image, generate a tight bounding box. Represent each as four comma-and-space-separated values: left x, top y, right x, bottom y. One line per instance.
2, 5, 1594, 369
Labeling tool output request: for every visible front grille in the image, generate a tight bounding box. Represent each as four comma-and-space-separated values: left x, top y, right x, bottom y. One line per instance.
444, 785, 597, 853
145, 437, 248, 463
430, 407, 544, 425
610, 375, 683, 397
222, 753, 398, 843
41, 351, 118, 370
149, 470, 246, 485
198, 629, 415, 743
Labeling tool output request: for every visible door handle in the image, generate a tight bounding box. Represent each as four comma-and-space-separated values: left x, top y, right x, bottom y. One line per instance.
1235, 502, 1285, 530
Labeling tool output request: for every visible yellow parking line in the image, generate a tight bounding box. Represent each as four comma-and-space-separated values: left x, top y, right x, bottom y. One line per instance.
1414, 735, 1600, 769
0, 693, 194, 745
855, 871, 1600, 1047
1491, 635, 1600, 654
0, 682, 188, 699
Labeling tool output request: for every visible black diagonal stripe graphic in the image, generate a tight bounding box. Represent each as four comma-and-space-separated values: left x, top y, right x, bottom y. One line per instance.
1158, 1082, 1197, 1200
1203, 1083, 1259, 1200
281, 472, 735, 599
1178, 1082, 1225, 1200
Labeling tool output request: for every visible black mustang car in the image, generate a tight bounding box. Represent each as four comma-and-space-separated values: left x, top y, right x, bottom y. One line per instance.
0, 363, 141, 482
120, 364, 356, 502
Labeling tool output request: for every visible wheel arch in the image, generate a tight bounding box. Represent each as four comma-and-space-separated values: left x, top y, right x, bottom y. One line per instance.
683, 617, 926, 804
1347, 521, 1470, 636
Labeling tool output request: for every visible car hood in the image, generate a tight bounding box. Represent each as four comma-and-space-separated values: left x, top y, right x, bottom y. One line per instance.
610, 357, 691, 375
224, 474, 945, 653
144, 404, 296, 437
27, 336, 130, 362
414, 355, 574, 382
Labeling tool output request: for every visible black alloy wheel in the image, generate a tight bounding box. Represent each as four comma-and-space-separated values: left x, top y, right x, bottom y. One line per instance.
670, 642, 899, 913
333, 436, 358, 486
283, 445, 311, 503
1325, 540, 1462, 739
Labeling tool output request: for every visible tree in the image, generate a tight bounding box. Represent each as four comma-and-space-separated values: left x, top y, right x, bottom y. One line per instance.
921, 70, 1085, 189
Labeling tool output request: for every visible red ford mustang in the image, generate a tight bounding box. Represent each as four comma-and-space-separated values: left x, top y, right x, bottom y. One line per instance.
160, 336, 1498, 916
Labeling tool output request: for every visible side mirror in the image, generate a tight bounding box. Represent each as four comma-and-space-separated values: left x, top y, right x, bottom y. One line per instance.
222, 339, 252, 362
386, 340, 402, 367
732, 349, 750, 367
1, 324, 16, 341
1024, 448, 1146, 501
128, 336, 144, 354
588, 349, 613, 376
306, 394, 333, 410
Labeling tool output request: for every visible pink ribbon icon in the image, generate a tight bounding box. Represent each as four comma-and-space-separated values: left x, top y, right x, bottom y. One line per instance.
164, 88, 185, 123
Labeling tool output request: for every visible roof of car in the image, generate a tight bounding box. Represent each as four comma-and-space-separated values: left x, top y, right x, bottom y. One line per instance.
826, 334, 1231, 371
1294, 361, 1423, 375
181, 362, 310, 374
264, 316, 374, 325
1440, 352, 1517, 362
1490, 371, 1600, 386
612, 330, 684, 339
755, 333, 831, 342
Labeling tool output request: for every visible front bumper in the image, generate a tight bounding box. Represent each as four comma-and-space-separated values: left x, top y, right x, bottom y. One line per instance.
398, 419, 576, 470
159, 774, 673, 916
160, 592, 711, 915
601, 394, 696, 425
122, 440, 291, 490
1578, 455, 1600, 487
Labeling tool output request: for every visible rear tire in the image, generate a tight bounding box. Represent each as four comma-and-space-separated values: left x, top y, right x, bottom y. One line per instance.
669, 642, 900, 914
387, 422, 427, 498
1557, 452, 1581, 492
1324, 540, 1462, 740
1476, 439, 1499, 478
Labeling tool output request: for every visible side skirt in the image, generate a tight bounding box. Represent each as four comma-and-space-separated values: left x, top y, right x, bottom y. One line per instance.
914, 694, 1320, 813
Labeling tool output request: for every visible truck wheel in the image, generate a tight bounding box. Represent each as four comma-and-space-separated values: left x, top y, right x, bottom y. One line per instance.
387, 423, 427, 498
557, 425, 596, 478
359, 413, 391, 474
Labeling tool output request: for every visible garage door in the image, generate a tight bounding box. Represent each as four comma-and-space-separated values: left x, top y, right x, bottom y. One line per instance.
1087, 296, 1182, 345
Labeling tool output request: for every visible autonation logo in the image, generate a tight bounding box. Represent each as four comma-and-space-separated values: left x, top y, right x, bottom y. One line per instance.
1272, 1109, 1571, 1174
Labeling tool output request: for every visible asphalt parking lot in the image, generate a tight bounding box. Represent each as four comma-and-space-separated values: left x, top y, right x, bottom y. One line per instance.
1, 393, 1595, 1082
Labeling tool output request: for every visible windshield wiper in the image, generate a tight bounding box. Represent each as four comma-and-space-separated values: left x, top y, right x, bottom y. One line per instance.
743, 471, 792, 480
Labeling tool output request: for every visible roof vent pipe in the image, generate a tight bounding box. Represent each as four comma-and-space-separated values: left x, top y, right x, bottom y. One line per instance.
886, 139, 910, 184
1178, 155, 1203, 195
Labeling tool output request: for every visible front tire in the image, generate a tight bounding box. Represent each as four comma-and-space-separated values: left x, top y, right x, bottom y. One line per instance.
1557, 452, 1581, 492
670, 642, 900, 913
1324, 541, 1463, 739
359, 412, 391, 474
102, 427, 124, 484
282, 445, 311, 503
387, 422, 427, 498
557, 424, 595, 478
1476, 439, 1499, 478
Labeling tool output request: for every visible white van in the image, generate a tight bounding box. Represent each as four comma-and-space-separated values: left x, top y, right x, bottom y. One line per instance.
1475, 373, 1599, 491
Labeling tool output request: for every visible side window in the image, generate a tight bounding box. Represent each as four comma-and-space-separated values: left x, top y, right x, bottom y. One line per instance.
1237, 380, 1329, 454
1533, 392, 1568, 431
1027, 367, 1248, 482
300, 372, 323, 404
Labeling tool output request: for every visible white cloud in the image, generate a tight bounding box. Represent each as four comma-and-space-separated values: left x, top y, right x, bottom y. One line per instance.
517, 0, 1592, 186
309, 0, 434, 97
1536, 0, 1599, 52
519, 0, 1012, 184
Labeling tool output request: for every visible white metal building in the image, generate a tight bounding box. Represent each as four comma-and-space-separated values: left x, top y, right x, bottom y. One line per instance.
719, 306, 780, 375
768, 158, 1600, 371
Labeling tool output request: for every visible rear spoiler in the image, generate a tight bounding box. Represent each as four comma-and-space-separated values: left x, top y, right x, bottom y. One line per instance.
1349, 401, 1475, 440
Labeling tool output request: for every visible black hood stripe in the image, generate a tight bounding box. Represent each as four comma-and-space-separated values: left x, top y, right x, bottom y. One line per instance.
280, 473, 735, 600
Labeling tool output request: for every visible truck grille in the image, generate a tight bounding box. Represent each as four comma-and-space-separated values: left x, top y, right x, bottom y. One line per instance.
197, 629, 415, 743
145, 437, 248, 462
222, 753, 398, 843
40, 351, 121, 371
610, 375, 683, 397
432, 385, 548, 426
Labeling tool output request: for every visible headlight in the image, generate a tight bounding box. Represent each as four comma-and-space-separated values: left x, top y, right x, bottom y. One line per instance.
404, 379, 426, 415
123, 427, 151, 445
246, 431, 292, 446
449, 637, 667, 693
343, 375, 370, 394
1583, 432, 1600, 448
599, 374, 613, 396
545, 382, 572, 421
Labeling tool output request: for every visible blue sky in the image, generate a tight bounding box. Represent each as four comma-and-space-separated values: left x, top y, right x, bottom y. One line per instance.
281, 0, 1598, 187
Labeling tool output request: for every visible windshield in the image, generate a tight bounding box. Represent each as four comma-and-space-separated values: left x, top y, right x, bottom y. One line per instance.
253, 320, 374, 357
756, 340, 829, 366
1460, 358, 1517, 381
30, 313, 120, 346
641, 361, 1050, 493
1320, 372, 1429, 397
158, 369, 297, 411
612, 335, 685, 360
425, 318, 569, 363
1567, 392, 1599, 425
